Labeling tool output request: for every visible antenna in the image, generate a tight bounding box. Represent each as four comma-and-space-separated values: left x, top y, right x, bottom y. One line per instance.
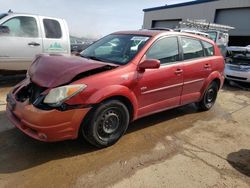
8, 9, 13, 13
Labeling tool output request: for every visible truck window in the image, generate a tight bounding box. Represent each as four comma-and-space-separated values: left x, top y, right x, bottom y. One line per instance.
0, 13, 7, 20
43, 19, 62, 39
206, 31, 217, 42
2, 16, 38, 38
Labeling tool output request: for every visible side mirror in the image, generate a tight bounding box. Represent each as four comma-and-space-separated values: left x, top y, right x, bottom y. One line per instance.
138, 59, 160, 71
0, 26, 10, 34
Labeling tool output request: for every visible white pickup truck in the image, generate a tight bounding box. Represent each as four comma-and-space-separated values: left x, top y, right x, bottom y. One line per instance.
0, 11, 70, 71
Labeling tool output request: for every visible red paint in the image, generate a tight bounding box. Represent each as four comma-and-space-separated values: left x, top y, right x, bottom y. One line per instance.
29, 55, 112, 88
7, 30, 224, 142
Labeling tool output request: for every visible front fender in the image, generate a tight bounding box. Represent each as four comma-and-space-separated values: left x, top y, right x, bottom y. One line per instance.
85, 85, 138, 119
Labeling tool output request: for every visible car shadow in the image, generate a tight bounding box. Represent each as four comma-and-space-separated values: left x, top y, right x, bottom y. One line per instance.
0, 103, 199, 173
227, 149, 250, 177
0, 73, 25, 88
222, 80, 250, 92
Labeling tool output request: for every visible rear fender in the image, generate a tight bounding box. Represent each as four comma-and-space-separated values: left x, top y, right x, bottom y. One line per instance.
199, 71, 224, 101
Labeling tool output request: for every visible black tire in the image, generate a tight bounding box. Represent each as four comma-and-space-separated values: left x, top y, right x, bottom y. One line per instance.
81, 100, 130, 148
197, 82, 218, 111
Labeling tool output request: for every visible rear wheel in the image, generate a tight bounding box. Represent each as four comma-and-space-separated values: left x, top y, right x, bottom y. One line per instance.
82, 100, 129, 148
197, 82, 218, 111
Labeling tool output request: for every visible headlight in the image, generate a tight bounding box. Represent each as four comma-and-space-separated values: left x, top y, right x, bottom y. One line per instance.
44, 84, 87, 107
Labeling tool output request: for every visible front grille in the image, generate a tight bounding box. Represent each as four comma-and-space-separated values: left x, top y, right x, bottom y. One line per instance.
226, 75, 247, 81
16, 83, 46, 104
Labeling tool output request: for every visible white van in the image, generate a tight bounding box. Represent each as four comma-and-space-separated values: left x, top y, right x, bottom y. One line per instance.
0, 12, 70, 70
205, 30, 229, 57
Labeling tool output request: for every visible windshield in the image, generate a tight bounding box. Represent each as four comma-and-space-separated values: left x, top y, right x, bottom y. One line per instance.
206, 31, 217, 42
80, 34, 150, 65
0, 13, 7, 20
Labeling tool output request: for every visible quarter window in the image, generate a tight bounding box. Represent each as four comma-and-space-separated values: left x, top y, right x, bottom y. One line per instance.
202, 41, 214, 56
43, 19, 62, 38
181, 37, 204, 60
146, 37, 179, 64
2, 16, 38, 37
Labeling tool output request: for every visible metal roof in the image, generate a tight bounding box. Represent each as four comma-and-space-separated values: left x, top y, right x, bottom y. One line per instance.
143, 0, 219, 12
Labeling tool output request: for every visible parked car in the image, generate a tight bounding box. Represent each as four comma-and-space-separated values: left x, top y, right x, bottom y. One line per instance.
0, 11, 70, 71
70, 36, 92, 53
225, 46, 250, 83
6, 30, 225, 148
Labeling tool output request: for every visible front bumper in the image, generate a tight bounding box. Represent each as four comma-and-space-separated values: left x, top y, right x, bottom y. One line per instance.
225, 65, 250, 83
6, 90, 91, 142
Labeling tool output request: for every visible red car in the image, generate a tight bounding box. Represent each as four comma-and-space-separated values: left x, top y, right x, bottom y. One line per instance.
6, 30, 224, 148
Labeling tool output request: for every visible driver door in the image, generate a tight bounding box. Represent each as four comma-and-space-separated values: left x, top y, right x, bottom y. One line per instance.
135, 36, 184, 118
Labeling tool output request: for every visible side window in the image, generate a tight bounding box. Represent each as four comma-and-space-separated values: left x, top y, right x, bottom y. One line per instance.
202, 41, 214, 56
181, 37, 204, 60
2, 16, 38, 37
146, 37, 179, 64
43, 19, 62, 39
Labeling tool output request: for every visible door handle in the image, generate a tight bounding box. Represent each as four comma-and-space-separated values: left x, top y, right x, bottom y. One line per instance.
28, 42, 40, 46
175, 69, 183, 75
204, 64, 211, 69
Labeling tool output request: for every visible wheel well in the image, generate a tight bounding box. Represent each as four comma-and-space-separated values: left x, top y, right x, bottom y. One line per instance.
100, 96, 134, 122
212, 78, 221, 89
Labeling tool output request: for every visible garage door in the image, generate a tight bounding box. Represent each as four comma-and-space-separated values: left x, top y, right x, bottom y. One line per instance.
152, 19, 181, 29
215, 8, 250, 36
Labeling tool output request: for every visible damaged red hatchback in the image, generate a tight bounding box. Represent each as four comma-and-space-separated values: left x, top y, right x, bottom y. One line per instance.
6, 30, 224, 148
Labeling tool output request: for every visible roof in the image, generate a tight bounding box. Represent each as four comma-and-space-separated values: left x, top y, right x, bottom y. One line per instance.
111, 29, 216, 44
112, 30, 164, 37
143, 0, 218, 12
0, 12, 63, 20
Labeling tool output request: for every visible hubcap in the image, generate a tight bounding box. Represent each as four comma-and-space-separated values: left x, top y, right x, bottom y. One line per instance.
99, 110, 120, 135
207, 88, 215, 103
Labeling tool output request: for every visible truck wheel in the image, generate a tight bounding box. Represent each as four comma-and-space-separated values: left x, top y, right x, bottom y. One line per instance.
197, 82, 218, 111
82, 100, 129, 148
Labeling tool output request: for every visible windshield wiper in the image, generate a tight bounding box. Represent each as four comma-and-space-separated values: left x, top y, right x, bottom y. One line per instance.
80, 55, 121, 66
80, 55, 104, 62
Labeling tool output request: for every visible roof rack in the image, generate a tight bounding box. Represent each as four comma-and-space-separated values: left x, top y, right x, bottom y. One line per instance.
179, 19, 235, 32
149, 27, 174, 31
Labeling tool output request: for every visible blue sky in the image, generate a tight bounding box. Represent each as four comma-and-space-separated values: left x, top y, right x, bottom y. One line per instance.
0, 0, 193, 38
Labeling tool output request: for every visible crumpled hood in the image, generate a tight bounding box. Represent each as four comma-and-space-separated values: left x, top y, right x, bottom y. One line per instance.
28, 55, 110, 88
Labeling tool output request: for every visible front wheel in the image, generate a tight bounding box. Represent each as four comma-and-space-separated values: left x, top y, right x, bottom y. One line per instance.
82, 100, 130, 148
197, 82, 218, 111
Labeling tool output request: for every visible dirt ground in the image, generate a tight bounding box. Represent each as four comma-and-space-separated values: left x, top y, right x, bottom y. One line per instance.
0, 76, 250, 188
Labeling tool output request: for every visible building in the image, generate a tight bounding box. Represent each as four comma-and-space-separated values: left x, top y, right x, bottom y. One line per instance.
143, 0, 250, 46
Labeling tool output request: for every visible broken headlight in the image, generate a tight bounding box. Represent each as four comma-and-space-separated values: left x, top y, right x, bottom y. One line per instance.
43, 84, 87, 107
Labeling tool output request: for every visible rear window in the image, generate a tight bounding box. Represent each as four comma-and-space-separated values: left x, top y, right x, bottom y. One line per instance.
43, 19, 62, 38
202, 41, 214, 56
181, 37, 204, 60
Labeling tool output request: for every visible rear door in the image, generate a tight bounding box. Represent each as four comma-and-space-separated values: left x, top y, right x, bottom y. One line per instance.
0, 15, 42, 70
39, 17, 70, 55
136, 36, 183, 117
180, 36, 213, 105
